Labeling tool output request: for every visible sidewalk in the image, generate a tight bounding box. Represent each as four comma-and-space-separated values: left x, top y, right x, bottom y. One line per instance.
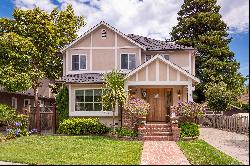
0, 161, 27, 165
199, 127, 249, 165
140, 141, 190, 165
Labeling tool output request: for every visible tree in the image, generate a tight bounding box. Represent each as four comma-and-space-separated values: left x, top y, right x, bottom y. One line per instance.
102, 70, 127, 131
170, 0, 245, 102
0, 6, 84, 127
205, 82, 235, 111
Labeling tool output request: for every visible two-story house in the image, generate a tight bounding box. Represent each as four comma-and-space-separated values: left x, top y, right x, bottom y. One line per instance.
58, 21, 200, 128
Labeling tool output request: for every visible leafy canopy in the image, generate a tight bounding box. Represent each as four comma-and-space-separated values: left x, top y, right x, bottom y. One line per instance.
170, 0, 245, 102
102, 70, 127, 109
0, 5, 85, 92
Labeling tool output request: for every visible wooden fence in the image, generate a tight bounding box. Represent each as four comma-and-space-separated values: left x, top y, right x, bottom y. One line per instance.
199, 115, 249, 134
27, 104, 57, 134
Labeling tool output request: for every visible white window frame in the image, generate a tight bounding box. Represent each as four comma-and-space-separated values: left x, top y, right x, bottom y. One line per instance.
23, 99, 30, 107
75, 89, 108, 112
120, 53, 136, 70
70, 88, 116, 117
145, 55, 152, 62
11, 97, 17, 109
71, 54, 87, 71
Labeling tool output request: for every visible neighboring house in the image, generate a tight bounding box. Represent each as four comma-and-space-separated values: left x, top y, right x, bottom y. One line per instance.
0, 79, 55, 113
57, 21, 200, 127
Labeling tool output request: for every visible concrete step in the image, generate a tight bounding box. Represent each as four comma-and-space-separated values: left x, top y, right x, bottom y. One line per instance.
142, 135, 174, 141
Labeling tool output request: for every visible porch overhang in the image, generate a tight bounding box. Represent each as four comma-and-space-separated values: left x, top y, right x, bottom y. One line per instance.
125, 54, 200, 86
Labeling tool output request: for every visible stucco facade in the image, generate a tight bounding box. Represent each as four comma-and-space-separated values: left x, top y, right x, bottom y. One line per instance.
59, 21, 200, 127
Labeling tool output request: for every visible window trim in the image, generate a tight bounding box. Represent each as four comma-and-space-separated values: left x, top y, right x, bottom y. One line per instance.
74, 88, 109, 112
11, 97, 17, 109
120, 53, 136, 70
71, 54, 87, 71
23, 99, 30, 107
145, 55, 152, 62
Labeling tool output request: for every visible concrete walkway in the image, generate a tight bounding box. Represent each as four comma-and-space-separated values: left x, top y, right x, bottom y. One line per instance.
140, 141, 190, 165
199, 127, 249, 165
0, 161, 26, 165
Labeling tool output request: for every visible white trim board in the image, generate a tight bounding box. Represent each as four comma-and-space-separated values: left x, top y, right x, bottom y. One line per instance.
125, 54, 200, 83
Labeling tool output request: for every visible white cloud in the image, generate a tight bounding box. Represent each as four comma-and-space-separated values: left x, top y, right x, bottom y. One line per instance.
13, 0, 57, 12
218, 0, 249, 33
13, 0, 249, 39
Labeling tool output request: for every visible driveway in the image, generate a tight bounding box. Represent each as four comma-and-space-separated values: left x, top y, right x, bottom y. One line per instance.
199, 127, 249, 165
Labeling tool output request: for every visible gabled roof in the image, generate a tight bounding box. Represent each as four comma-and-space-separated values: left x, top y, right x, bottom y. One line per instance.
127, 34, 194, 51
61, 21, 146, 52
125, 54, 200, 83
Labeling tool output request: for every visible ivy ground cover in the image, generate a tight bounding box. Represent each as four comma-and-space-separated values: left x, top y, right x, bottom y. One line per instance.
0, 135, 143, 165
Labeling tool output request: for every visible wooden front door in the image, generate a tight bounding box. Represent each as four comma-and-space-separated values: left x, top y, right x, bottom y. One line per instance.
146, 88, 167, 122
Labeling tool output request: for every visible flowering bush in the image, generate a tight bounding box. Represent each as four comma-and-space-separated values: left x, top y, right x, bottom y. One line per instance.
4, 114, 37, 140
176, 101, 205, 118
124, 97, 150, 117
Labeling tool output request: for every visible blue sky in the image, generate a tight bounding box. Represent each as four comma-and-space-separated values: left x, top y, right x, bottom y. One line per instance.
0, 0, 249, 78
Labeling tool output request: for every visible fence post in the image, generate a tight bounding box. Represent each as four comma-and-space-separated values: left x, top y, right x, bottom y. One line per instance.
52, 103, 56, 134
36, 101, 41, 133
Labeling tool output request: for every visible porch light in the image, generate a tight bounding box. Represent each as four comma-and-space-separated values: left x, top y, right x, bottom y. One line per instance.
177, 90, 181, 100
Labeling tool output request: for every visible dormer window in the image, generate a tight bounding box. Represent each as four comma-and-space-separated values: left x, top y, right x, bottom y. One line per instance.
101, 29, 107, 39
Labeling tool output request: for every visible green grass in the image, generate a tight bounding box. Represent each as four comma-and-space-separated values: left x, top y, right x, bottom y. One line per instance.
177, 139, 243, 165
0, 135, 143, 165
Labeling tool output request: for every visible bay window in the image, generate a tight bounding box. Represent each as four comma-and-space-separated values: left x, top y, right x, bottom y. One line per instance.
75, 89, 110, 111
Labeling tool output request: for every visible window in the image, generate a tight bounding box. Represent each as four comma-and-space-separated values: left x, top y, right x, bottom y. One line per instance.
72, 55, 86, 70
121, 53, 136, 70
101, 29, 107, 39
11, 97, 17, 109
145, 55, 152, 62
23, 99, 30, 107
162, 54, 169, 60
75, 89, 110, 111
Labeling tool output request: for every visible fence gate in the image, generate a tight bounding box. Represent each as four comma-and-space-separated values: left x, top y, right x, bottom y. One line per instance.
28, 105, 56, 134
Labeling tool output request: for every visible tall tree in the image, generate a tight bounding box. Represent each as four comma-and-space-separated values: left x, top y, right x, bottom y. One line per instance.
0, 5, 84, 117
170, 0, 245, 102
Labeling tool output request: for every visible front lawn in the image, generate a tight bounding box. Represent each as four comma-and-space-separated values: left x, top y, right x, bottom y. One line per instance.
0, 135, 143, 165
177, 139, 243, 165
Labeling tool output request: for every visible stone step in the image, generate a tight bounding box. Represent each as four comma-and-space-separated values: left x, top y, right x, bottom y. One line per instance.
145, 123, 172, 128
144, 131, 173, 136
142, 135, 174, 141
139, 127, 172, 132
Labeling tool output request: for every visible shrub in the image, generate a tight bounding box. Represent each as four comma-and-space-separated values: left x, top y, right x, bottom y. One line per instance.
124, 97, 150, 117
58, 118, 110, 135
180, 122, 200, 138
55, 86, 69, 122
5, 114, 30, 139
241, 103, 249, 111
115, 127, 138, 137
0, 104, 16, 126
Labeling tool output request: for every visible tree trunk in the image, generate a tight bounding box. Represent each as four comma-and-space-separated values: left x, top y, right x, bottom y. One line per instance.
34, 85, 40, 133
112, 105, 115, 131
